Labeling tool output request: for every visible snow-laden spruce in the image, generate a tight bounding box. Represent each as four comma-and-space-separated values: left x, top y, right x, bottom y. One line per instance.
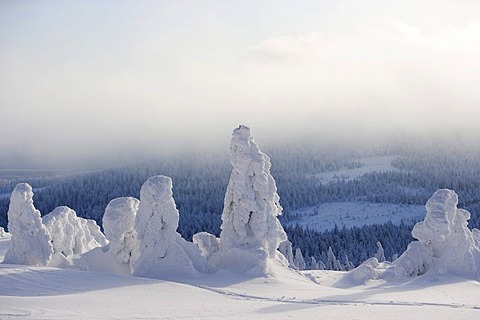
215, 125, 288, 275
43, 206, 107, 258
3, 183, 53, 266
133, 175, 205, 279
349, 189, 480, 283
103, 197, 139, 268
394, 189, 480, 278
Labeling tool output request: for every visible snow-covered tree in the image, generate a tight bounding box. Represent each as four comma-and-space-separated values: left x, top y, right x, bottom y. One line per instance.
394, 189, 480, 278
103, 197, 139, 267
294, 248, 306, 271
217, 125, 288, 274
43, 206, 107, 258
278, 240, 295, 268
326, 246, 342, 271
133, 175, 202, 279
0, 226, 6, 238
374, 241, 386, 262
3, 183, 53, 266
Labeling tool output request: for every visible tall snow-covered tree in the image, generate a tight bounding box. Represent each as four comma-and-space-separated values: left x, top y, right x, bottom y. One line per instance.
4, 183, 53, 266
217, 125, 288, 274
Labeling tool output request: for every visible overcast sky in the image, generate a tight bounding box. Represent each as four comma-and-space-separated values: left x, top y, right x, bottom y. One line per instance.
1, 0, 480, 167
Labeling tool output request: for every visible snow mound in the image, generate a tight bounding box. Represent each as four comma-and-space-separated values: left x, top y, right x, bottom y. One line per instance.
3, 183, 53, 266
43, 206, 107, 258
216, 125, 288, 276
348, 189, 480, 284
132, 175, 203, 279
103, 197, 139, 267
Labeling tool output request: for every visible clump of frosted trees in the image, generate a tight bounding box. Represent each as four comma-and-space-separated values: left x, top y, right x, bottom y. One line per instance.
2, 126, 480, 282
2, 125, 290, 278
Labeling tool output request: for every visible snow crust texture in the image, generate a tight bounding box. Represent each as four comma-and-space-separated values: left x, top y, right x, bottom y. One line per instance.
3, 183, 53, 266
217, 125, 288, 275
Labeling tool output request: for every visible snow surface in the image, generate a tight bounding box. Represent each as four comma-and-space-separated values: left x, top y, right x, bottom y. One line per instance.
0, 255, 479, 319
288, 202, 425, 232
311, 155, 402, 184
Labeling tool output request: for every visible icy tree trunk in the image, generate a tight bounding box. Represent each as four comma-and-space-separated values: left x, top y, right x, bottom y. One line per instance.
218, 125, 288, 274
3, 183, 53, 266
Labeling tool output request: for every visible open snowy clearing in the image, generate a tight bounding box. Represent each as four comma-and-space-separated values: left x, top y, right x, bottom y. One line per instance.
288, 202, 425, 232
311, 156, 402, 184
1, 260, 479, 319
1, 235, 480, 320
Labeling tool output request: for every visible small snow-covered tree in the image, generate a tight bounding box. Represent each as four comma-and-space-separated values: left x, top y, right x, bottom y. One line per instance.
278, 240, 295, 268
309, 256, 319, 270
294, 248, 306, 271
4, 183, 53, 266
103, 197, 139, 267
374, 241, 386, 262
0, 226, 6, 237
43, 206, 107, 257
326, 246, 342, 271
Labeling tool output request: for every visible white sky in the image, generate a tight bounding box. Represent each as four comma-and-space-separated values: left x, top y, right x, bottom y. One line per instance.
1, 0, 480, 167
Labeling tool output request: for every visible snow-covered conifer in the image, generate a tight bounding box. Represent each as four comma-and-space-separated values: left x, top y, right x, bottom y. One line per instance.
133, 175, 201, 278
4, 183, 53, 266
374, 241, 385, 262
394, 189, 480, 278
103, 197, 139, 266
43, 206, 107, 257
294, 248, 306, 271
278, 240, 295, 268
217, 125, 288, 274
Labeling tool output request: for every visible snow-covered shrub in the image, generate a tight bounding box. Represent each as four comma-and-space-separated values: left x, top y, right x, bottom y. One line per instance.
0, 227, 6, 238
397, 189, 479, 277
103, 197, 139, 267
3, 183, 53, 266
43, 206, 108, 257
349, 189, 480, 283
217, 125, 288, 275
192, 232, 220, 262
133, 175, 203, 279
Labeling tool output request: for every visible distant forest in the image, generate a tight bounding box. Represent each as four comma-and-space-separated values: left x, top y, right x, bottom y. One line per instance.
1, 137, 480, 269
